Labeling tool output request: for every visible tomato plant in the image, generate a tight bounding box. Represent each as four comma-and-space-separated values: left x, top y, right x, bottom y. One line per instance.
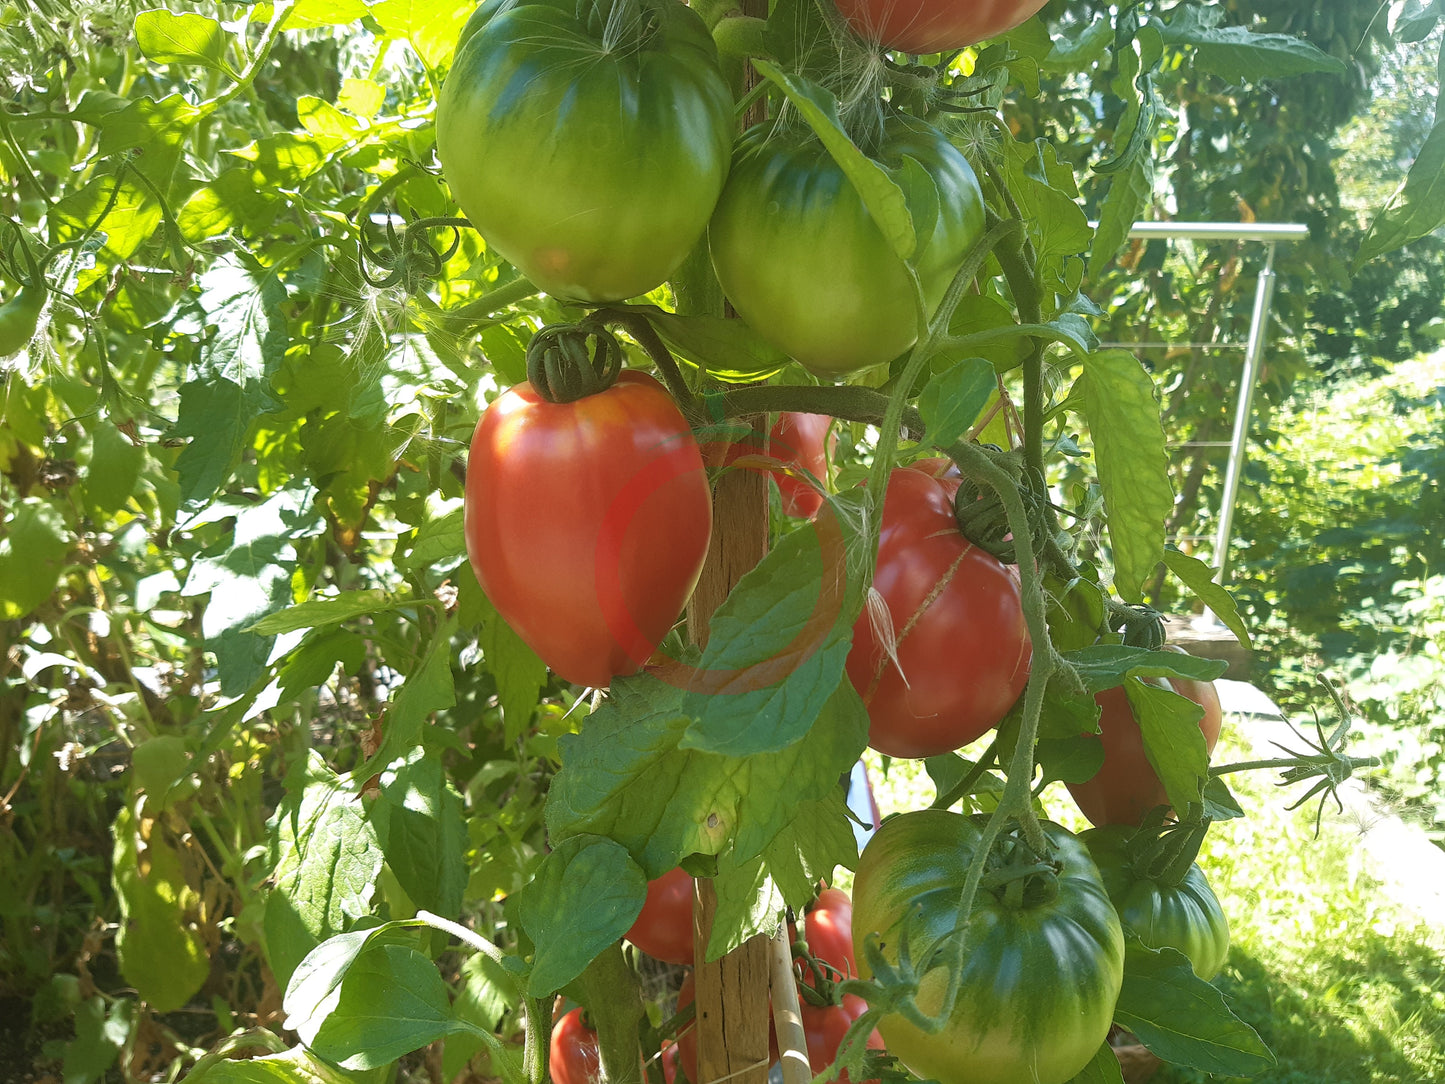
708, 116, 986, 376
830, 0, 1050, 55
1066, 649, 1225, 826
1083, 825, 1231, 981
465, 369, 712, 687
852, 811, 1124, 1084
845, 466, 1031, 758
551, 1008, 603, 1084
799, 887, 857, 983
436, 0, 733, 303
625, 867, 694, 966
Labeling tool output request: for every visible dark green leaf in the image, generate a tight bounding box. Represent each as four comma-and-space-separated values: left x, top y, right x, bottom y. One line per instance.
1202, 776, 1245, 822
1089, 156, 1153, 280
472, 581, 547, 743
1127, 678, 1210, 816
919, 358, 994, 450
1035, 735, 1106, 787
511, 835, 646, 996
348, 621, 458, 783
443, 952, 521, 1080
185, 1047, 359, 1084
1067, 1041, 1125, 1084
265, 753, 383, 989
86, 423, 145, 516
548, 673, 867, 878
1064, 644, 1227, 693
1080, 351, 1173, 602
1114, 941, 1274, 1074
61, 995, 132, 1084
276, 628, 367, 697
641, 309, 788, 382
1160, 8, 1349, 83
1162, 549, 1251, 648
682, 519, 855, 756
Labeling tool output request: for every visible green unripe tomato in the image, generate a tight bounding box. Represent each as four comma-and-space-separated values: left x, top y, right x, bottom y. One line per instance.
708, 116, 986, 378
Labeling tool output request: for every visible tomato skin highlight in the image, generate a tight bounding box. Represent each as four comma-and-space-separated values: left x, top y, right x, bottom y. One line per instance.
1066, 649, 1224, 826
550, 1008, 602, 1084
846, 466, 1030, 758
831, 0, 1049, 56
437, 0, 733, 303
709, 117, 985, 376
852, 811, 1125, 1084
1082, 826, 1231, 980
625, 867, 694, 966
464, 371, 712, 688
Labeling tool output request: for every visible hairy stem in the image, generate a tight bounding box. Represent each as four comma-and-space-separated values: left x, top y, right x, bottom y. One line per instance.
579, 942, 647, 1084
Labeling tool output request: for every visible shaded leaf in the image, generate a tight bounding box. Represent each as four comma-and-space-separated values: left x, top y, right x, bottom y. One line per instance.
1162, 549, 1251, 648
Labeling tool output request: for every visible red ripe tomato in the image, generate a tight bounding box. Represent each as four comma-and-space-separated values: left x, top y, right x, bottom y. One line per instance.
625, 868, 694, 966
846, 467, 1031, 758
1066, 647, 1224, 827
800, 997, 885, 1084
769, 413, 832, 519
801, 888, 857, 983
831, 0, 1050, 56
660, 1040, 683, 1084
465, 371, 712, 688
550, 1008, 601, 1084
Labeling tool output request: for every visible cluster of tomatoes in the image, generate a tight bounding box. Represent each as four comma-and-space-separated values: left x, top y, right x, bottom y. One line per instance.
438, 0, 1234, 1082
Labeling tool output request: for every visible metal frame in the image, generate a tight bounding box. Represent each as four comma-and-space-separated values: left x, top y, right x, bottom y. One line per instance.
1094, 221, 1309, 579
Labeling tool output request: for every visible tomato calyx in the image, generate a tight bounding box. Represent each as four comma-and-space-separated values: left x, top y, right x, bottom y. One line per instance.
1114, 806, 1212, 888
979, 828, 1064, 910
1110, 603, 1167, 650
951, 454, 1051, 566
525, 321, 627, 403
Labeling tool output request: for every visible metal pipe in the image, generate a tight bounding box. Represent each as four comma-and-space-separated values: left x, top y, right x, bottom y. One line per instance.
1212, 243, 1281, 579
1089, 221, 1311, 242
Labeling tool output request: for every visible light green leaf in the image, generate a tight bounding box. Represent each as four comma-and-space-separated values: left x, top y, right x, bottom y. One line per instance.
1089, 156, 1153, 281
639, 308, 789, 383
249, 589, 404, 634
1114, 940, 1274, 1074
85, 423, 145, 516
134, 9, 238, 74
0, 499, 70, 620
1162, 549, 1251, 648
1160, 7, 1348, 83
511, 836, 647, 996
370, 0, 472, 68
919, 357, 995, 450
1067, 1041, 1126, 1084
1063, 644, 1228, 693
61, 996, 133, 1084
178, 168, 285, 242
185, 1047, 360, 1084
1080, 351, 1173, 603
750, 59, 915, 262
397, 508, 464, 571
112, 804, 210, 1013
472, 580, 547, 744
443, 952, 522, 1080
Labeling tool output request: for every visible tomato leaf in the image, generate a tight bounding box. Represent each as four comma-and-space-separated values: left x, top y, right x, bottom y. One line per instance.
1202, 776, 1245, 822
1124, 678, 1210, 817
1356, 117, 1445, 267
112, 803, 210, 1013
0, 499, 69, 620
1158, 6, 1348, 83
1035, 735, 1107, 787
468, 575, 548, 744
547, 672, 867, 879
1063, 644, 1228, 692
1079, 350, 1173, 603
1089, 155, 1153, 281
1067, 1041, 1126, 1083
750, 60, 916, 263
637, 308, 789, 382
1114, 940, 1275, 1074
249, 589, 401, 634
444, 952, 523, 1080
134, 9, 238, 75
371, 750, 468, 919
681, 517, 855, 756
510, 835, 647, 996
304, 942, 463, 1069
184, 1046, 360, 1084
1161, 549, 1252, 648
918, 357, 995, 450
265, 753, 384, 989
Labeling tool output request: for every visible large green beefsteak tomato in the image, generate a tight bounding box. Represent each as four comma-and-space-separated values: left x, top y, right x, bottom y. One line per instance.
852, 811, 1124, 1084
1082, 825, 1231, 980
437, 0, 733, 303
708, 116, 985, 377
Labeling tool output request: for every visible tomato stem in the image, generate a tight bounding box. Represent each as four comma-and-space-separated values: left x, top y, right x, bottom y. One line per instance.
578, 942, 647, 1084
929, 738, 999, 809
603, 309, 699, 417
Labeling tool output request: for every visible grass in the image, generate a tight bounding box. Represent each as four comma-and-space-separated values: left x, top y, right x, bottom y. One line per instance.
856, 723, 1445, 1084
